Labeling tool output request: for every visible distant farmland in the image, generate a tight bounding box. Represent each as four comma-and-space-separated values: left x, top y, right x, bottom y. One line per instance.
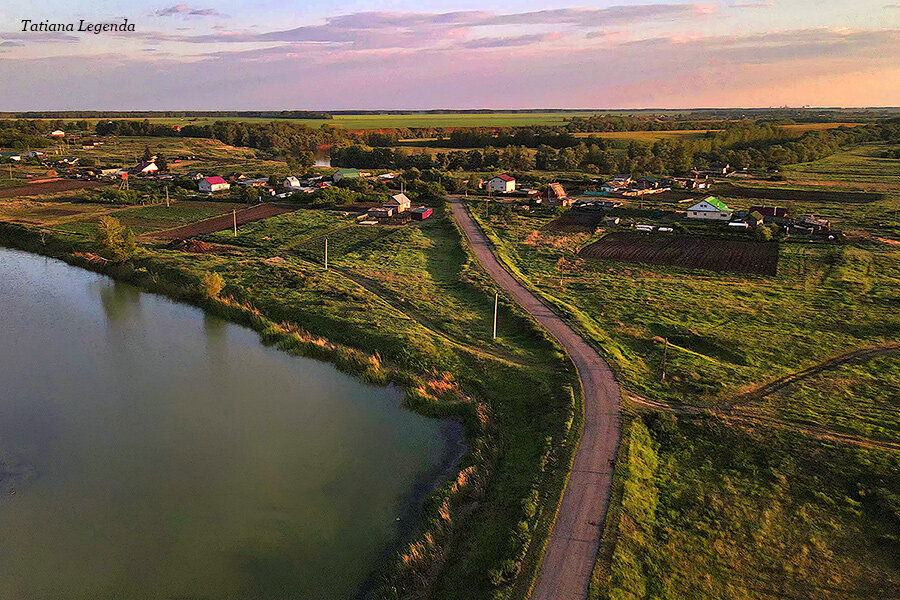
580, 232, 779, 275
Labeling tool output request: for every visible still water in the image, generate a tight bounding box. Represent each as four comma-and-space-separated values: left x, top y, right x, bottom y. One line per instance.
0, 248, 458, 600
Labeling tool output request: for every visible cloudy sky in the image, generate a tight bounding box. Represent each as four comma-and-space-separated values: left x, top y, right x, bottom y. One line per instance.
0, 0, 898, 109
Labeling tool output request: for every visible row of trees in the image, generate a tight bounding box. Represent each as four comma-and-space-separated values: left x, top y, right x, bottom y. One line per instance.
334, 122, 895, 175
330, 145, 538, 171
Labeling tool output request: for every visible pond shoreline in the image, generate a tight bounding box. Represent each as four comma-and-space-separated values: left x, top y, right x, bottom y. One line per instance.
0, 227, 476, 599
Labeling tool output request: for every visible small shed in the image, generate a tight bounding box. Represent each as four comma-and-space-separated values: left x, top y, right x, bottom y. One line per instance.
411, 207, 433, 220
368, 207, 393, 218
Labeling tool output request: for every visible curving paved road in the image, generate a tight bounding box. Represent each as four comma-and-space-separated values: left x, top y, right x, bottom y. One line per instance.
448, 198, 622, 600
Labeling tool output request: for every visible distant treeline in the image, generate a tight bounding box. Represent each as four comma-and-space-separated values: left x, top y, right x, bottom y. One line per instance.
332, 122, 900, 174
565, 115, 727, 133
94, 119, 351, 154
1, 111, 331, 120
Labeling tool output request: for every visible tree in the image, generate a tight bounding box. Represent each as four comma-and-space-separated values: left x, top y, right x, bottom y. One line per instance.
237, 185, 258, 204
200, 271, 225, 300
141, 145, 152, 162
94, 216, 137, 262
297, 150, 315, 171
155, 153, 168, 171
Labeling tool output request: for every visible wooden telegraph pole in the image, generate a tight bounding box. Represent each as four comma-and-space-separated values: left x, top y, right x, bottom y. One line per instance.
232, 209, 237, 236
492, 292, 498, 339
165, 186, 170, 208
324, 237, 328, 270
660, 337, 669, 382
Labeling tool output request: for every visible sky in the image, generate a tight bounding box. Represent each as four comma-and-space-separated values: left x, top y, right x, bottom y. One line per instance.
0, 0, 898, 110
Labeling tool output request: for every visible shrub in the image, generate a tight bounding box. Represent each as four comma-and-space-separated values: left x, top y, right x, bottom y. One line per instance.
200, 271, 225, 299
94, 216, 137, 262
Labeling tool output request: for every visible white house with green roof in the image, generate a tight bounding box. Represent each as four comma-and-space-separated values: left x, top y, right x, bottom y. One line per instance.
687, 196, 732, 220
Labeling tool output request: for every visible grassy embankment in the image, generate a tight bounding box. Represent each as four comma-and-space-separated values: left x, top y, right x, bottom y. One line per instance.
0, 200, 583, 600
463, 144, 900, 598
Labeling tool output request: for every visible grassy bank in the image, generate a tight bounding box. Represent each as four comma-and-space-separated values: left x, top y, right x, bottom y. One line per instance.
0, 203, 582, 600
593, 414, 900, 600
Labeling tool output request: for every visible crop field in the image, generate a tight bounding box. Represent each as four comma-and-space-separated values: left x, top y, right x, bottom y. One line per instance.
0, 179, 106, 198
574, 130, 712, 142
579, 232, 779, 275
542, 210, 606, 233
141, 203, 296, 240
0, 199, 247, 236
22, 112, 605, 130
714, 182, 884, 204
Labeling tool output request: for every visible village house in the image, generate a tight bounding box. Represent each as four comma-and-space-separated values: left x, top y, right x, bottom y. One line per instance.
385, 192, 411, 213
129, 161, 158, 175
0, 152, 22, 161
745, 211, 765, 228
543, 182, 572, 207
487, 174, 516, 193
198, 176, 230, 193
283, 176, 303, 191
686, 196, 732, 220
749, 206, 789, 219
50, 130, 65, 138
599, 181, 626, 194
332, 168, 360, 182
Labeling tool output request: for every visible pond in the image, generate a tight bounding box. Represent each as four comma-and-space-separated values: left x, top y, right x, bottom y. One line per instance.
0, 247, 460, 599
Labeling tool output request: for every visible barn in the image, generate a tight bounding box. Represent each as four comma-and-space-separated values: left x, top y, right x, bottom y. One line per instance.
198, 176, 230, 193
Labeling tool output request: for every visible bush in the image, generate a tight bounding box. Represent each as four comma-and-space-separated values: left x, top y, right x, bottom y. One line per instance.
200, 271, 225, 299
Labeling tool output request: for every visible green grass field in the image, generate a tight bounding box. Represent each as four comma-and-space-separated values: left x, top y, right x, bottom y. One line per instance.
594, 414, 900, 600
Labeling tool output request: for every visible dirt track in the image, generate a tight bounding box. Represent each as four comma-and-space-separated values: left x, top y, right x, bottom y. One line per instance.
0, 180, 105, 199
141, 203, 297, 241
449, 198, 622, 600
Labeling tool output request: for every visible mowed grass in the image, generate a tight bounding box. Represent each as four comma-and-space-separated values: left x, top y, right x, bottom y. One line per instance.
748, 352, 900, 444
28, 200, 247, 236
62, 136, 287, 175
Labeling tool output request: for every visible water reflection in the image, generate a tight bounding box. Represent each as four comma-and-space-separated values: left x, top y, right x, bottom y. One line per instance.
0, 247, 456, 600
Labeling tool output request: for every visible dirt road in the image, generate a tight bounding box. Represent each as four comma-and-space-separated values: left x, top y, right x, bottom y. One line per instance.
141, 203, 297, 241
448, 198, 622, 600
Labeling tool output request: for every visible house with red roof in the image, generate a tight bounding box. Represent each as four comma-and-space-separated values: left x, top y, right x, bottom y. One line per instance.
198, 176, 230, 193
487, 174, 516, 193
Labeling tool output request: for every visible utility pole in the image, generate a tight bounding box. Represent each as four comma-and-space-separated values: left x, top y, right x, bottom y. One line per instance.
232, 209, 237, 236
165, 186, 170, 208
324, 237, 328, 270
492, 292, 498, 339
660, 337, 669, 382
